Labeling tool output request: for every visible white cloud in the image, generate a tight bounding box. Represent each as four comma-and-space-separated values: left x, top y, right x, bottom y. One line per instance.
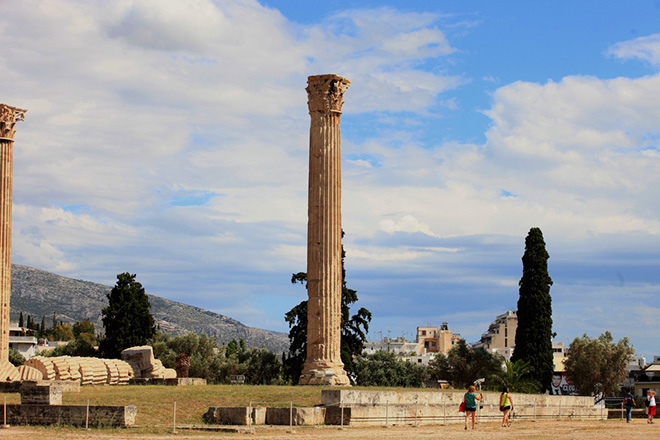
608, 33, 660, 67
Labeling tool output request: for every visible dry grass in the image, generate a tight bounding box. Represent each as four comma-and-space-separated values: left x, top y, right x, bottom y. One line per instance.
59, 384, 327, 426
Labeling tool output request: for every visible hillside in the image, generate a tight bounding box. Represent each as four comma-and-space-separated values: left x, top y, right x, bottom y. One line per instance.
9, 264, 289, 353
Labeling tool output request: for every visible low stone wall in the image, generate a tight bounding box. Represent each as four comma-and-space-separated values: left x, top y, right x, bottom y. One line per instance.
204, 407, 252, 425
20, 384, 62, 405
266, 407, 326, 426
0, 404, 137, 427
321, 390, 604, 426
204, 390, 605, 427
204, 406, 326, 426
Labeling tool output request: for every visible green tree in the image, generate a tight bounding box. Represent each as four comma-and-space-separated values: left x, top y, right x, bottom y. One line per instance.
8, 348, 25, 367
353, 351, 426, 387
429, 339, 502, 389
226, 339, 239, 357
44, 332, 98, 357
283, 287, 307, 382
564, 331, 634, 401
239, 348, 283, 385
490, 359, 541, 393
72, 318, 95, 339
511, 227, 554, 391
51, 323, 74, 341
100, 272, 155, 358
284, 232, 371, 383
18, 311, 23, 328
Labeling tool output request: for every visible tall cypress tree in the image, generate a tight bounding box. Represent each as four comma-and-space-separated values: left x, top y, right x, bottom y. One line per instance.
100, 273, 155, 358
511, 227, 554, 391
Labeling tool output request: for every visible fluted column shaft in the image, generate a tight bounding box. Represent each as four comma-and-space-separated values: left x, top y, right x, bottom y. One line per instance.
300, 74, 350, 386
0, 104, 26, 361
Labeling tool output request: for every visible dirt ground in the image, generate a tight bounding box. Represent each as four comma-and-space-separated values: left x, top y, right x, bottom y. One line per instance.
1, 419, 656, 440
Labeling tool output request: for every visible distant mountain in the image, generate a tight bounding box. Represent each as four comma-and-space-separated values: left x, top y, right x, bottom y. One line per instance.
9, 264, 289, 353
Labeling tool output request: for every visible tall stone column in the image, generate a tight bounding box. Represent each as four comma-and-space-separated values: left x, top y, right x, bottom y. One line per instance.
0, 104, 26, 361
299, 74, 350, 386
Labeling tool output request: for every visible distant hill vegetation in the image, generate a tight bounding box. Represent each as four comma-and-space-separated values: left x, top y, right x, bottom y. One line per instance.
9, 264, 289, 353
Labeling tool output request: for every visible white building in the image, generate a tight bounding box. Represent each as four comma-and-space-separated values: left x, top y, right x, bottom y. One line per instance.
8, 325, 38, 359
363, 337, 418, 355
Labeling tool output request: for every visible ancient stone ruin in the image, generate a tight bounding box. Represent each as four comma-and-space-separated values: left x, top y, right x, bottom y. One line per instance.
0, 104, 26, 361
299, 75, 351, 386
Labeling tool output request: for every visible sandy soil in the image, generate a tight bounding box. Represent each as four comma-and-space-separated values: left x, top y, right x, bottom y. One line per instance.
1, 419, 656, 440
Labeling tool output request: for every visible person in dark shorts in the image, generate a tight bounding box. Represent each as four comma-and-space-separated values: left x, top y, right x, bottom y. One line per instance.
464, 385, 482, 430
500, 386, 513, 427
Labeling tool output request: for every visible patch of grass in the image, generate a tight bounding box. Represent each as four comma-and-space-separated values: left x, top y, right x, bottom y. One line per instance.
59, 384, 326, 427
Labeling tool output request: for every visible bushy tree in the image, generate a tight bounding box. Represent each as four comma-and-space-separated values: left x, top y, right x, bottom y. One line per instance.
429, 339, 502, 389
239, 348, 283, 385
511, 227, 554, 391
100, 273, 155, 358
283, 289, 307, 382
284, 232, 371, 382
51, 324, 74, 341
8, 349, 25, 367
73, 318, 95, 340
353, 351, 426, 387
490, 359, 540, 393
148, 331, 282, 384
564, 331, 634, 401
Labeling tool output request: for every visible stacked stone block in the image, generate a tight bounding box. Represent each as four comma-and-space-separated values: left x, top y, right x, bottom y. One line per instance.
17, 364, 42, 381
120, 345, 176, 379
0, 359, 20, 381
24, 356, 137, 385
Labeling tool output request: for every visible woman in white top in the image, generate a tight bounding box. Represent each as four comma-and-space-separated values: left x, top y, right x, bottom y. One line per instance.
647, 390, 656, 424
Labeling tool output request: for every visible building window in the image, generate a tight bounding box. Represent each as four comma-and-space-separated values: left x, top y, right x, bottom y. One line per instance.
424, 342, 429, 349
505, 328, 508, 337
505, 339, 508, 347
421, 330, 426, 336
431, 342, 436, 347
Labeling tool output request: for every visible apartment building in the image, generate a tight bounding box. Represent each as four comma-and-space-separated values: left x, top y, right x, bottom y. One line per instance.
473, 310, 518, 360
416, 322, 461, 356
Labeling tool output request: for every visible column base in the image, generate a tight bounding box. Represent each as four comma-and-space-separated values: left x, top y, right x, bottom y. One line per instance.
299, 364, 350, 386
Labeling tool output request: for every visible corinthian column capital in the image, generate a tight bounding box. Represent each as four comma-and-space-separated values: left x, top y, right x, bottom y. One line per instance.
0, 104, 27, 141
306, 74, 351, 114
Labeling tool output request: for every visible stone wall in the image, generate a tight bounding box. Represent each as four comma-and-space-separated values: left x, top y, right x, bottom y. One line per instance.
204, 390, 605, 427
0, 404, 137, 427
321, 389, 604, 426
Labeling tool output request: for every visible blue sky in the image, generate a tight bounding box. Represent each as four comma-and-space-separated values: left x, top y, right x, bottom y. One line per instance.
1, 0, 660, 360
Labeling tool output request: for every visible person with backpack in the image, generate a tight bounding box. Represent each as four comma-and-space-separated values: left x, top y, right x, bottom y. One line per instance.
622, 390, 635, 423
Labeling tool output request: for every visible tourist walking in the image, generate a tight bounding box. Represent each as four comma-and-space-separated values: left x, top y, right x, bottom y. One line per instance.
500, 387, 513, 427
647, 390, 656, 424
622, 390, 635, 423
463, 385, 482, 430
